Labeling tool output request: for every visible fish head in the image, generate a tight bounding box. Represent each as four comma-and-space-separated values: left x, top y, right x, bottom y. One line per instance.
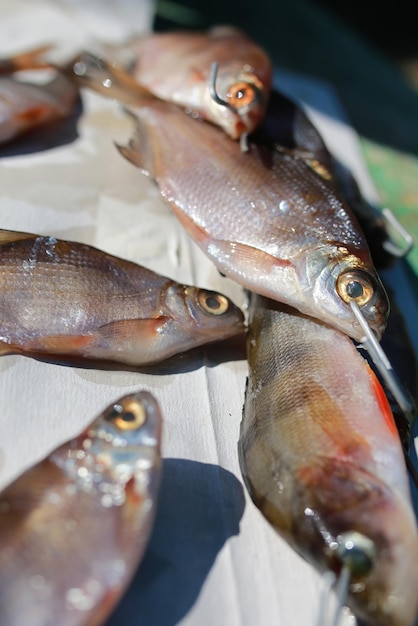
73, 391, 163, 496
165, 284, 246, 342
206, 64, 270, 139
298, 460, 418, 626
307, 247, 390, 341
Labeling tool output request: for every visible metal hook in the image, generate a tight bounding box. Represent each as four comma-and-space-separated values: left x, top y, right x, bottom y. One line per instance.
349, 300, 413, 414
331, 567, 351, 626
316, 571, 337, 626
317, 567, 351, 626
381, 208, 414, 258
209, 62, 232, 110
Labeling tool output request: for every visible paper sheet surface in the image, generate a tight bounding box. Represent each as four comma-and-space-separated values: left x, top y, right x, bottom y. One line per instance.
1, 4, 417, 626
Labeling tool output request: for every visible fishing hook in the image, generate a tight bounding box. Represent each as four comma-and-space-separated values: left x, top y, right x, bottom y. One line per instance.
209, 62, 233, 110
317, 567, 351, 626
350, 300, 413, 415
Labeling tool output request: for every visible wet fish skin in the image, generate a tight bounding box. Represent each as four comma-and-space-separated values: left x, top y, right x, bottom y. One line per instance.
0, 229, 245, 366
0, 390, 163, 626
117, 100, 389, 342
104, 25, 273, 140
0, 70, 79, 144
238, 293, 418, 626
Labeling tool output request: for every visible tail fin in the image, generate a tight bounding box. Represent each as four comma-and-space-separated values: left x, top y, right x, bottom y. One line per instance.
0, 45, 54, 74
58, 51, 156, 107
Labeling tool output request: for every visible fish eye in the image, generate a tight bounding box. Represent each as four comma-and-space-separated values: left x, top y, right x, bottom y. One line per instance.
336, 270, 375, 307
105, 399, 146, 430
197, 290, 230, 315
226, 81, 257, 109
335, 531, 376, 577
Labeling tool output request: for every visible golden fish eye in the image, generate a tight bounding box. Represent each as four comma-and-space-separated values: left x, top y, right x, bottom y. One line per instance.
226, 81, 258, 109
336, 270, 375, 307
197, 290, 230, 315
106, 400, 146, 430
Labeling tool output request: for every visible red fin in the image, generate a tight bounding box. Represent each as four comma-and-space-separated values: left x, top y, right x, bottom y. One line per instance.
24, 334, 96, 354
368, 364, 398, 436
16, 105, 49, 125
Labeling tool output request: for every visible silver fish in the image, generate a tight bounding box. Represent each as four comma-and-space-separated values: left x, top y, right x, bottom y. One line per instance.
239, 293, 418, 626
0, 390, 163, 626
0, 229, 245, 367
115, 96, 389, 342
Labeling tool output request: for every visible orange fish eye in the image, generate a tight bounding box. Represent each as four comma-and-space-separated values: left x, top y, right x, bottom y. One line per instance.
226, 81, 258, 109
106, 399, 146, 430
197, 290, 230, 315
336, 270, 375, 307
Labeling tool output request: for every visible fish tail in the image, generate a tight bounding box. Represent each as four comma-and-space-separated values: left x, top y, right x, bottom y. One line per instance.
115, 110, 157, 178
0, 44, 53, 74
59, 51, 156, 107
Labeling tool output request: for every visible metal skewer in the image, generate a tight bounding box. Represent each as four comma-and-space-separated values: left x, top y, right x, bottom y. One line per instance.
350, 300, 413, 415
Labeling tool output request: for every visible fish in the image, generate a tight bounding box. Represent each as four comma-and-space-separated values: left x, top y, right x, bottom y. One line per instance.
0, 69, 79, 144
99, 25, 273, 141
238, 293, 418, 626
0, 390, 163, 626
0, 229, 245, 367
113, 94, 389, 342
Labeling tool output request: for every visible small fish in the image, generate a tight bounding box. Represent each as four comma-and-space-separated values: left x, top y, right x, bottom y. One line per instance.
0, 45, 52, 74
0, 229, 245, 367
239, 293, 418, 626
85, 25, 273, 140
114, 96, 389, 342
0, 69, 79, 144
0, 390, 163, 626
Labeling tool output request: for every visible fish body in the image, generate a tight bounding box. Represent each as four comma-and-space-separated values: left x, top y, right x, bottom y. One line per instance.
0, 230, 245, 366
108, 25, 273, 140
239, 294, 418, 626
0, 71, 79, 144
0, 390, 163, 626
118, 100, 389, 342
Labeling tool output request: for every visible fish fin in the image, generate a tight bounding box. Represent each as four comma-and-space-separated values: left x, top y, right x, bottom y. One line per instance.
368, 364, 398, 436
0, 229, 37, 245
115, 111, 157, 178
59, 51, 155, 106
24, 334, 97, 354
15, 105, 50, 125
0, 44, 53, 73
23, 318, 171, 362
0, 340, 15, 355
